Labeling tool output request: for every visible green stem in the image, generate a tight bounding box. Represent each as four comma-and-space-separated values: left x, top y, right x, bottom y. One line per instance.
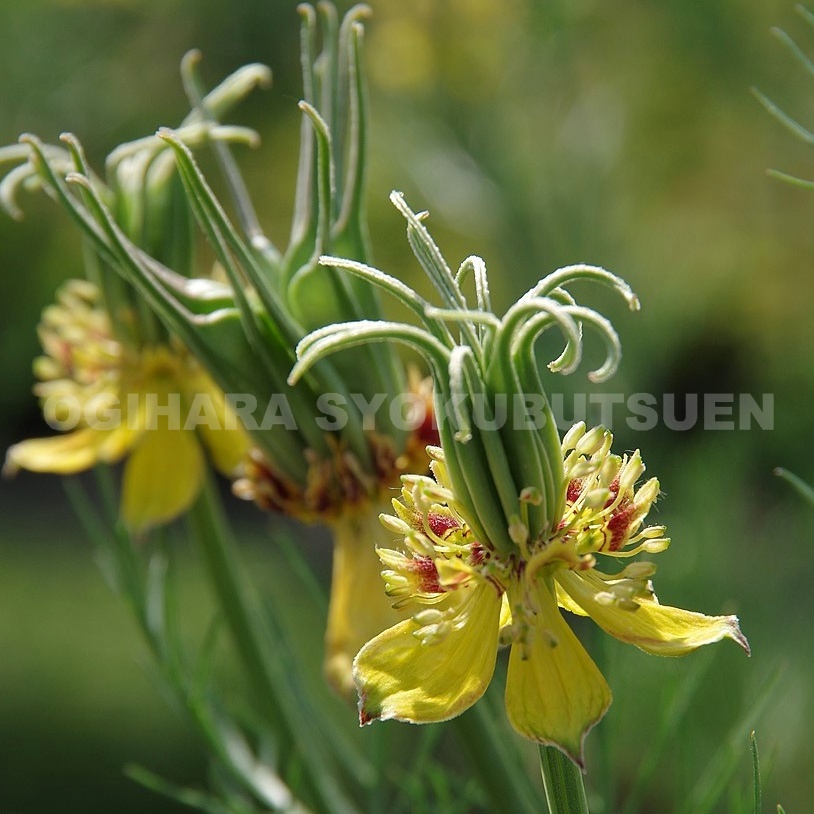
188, 475, 363, 814
189, 475, 292, 743
539, 746, 590, 814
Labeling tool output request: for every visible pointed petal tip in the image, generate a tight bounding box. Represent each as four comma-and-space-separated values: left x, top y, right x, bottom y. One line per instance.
357, 692, 381, 726
532, 684, 612, 774
728, 616, 751, 656
532, 713, 609, 773
121, 508, 155, 539
358, 709, 378, 726
2, 454, 19, 479
546, 740, 587, 773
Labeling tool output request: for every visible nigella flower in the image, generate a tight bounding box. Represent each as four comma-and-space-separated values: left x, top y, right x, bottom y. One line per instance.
1, 61, 264, 532
4, 279, 247, 531
354, 430, 747, 766
291, 192, 750, 765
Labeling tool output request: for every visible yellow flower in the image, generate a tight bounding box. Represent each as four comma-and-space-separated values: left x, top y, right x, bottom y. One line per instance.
354, 426, 749, 766
322, 504, 414, 698
4, 279, 249, 531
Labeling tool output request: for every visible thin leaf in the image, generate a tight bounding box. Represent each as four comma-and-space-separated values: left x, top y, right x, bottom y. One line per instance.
775, 467, 814, 506
157, 129, 302, 342
502, 297, 582, 377
335, 12, 373, 245
424, 305, 501, 332
287, 4, 318, 261
273, 532, 328, 615
771, 25, 814, 80
560, 305, 622, 383
456, 255, 492, 316
765, 168, 814, 189
751, 87, 814, 144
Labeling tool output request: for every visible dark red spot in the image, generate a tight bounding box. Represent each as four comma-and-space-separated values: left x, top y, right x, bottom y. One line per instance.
606, 501, 635, 551
412, 555, 443, 593
428, 511, 460, 538
470, 542, 485, 566
358, 694, 380, 726
566, 478, 584, 504
604, 476, 621, 508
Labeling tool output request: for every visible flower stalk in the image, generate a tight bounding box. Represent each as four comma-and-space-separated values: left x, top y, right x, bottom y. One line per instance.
539, 746, 591, 814
188, 474, 363, 814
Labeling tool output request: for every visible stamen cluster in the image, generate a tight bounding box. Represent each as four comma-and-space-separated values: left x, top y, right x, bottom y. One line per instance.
33, 279, 123, 424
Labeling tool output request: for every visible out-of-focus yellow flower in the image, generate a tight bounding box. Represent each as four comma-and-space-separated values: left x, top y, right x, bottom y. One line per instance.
236, 370, 439, 699
4, 279, 248, 531
354, 427, 749, 766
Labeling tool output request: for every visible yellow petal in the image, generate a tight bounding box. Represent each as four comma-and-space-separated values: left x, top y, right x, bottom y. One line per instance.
198, 427, 250, 478
184, 372, 249, 476
353, 580, 501, 724
121, 426, 204, 532
505, 579, 611, 767
96, 424, 142, 463
197, 420, 249, 476
499, 592, 513, 628
556, 569, 750, 656
4, 427, 127, 475
324, 508, 406, 698
556, 580, 589, 617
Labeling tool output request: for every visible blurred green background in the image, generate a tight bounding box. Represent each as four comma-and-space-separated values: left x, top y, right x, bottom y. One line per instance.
2, 0, 813, 811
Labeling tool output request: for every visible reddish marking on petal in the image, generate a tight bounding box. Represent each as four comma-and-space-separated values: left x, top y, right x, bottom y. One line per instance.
566, 478, 584, 504
358, 694, 380, 726
411, 555, 443, 593
359, 707, 379, 725
604, 476, 621, 508
428, 511, 460, 538
606, 501, 635, 550
470, 542, 485, 565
